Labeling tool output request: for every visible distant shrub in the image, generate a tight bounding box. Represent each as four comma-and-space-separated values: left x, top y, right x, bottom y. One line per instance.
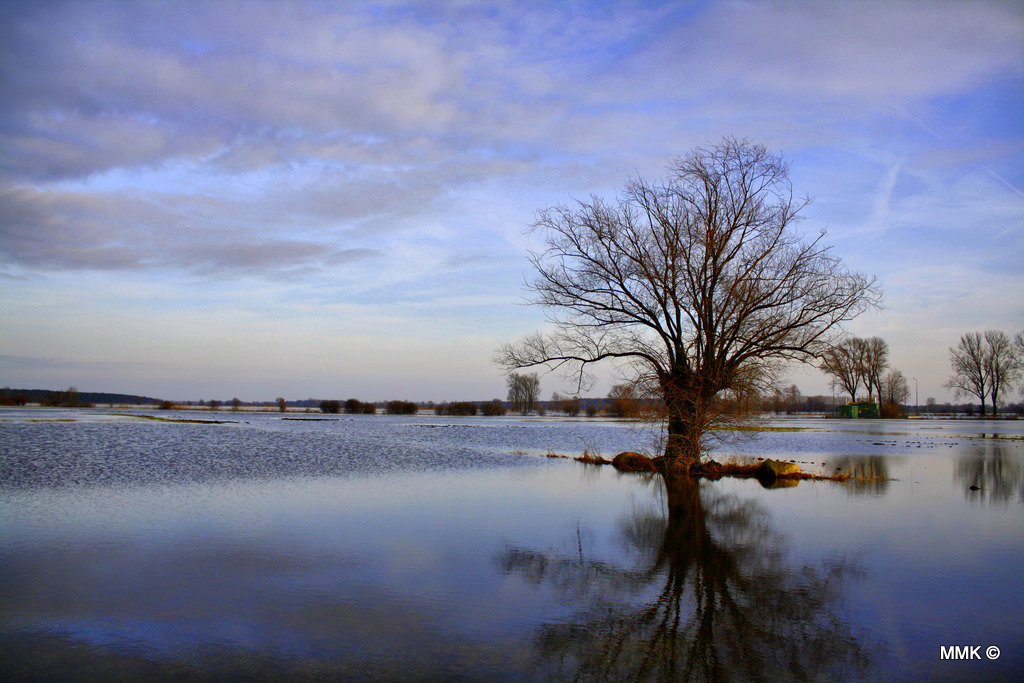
606, 384, 639, 418
560, 397, 581, 417
479, 399, 507, 416
344, 398, 377, 414
453, 402, 478, 416
386, 400, 419, 415
157, 400, 176, 410
585, 404, 598, 417
880, 402, 905, 419
320, 399, 342, 414
436, 401, 478, 416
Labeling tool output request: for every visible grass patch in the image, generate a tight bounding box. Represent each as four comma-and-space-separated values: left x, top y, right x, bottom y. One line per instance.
575, 442, 610, 465
710, 425, 809, 433
111, 413, 236, 425
695, 460, 880, 483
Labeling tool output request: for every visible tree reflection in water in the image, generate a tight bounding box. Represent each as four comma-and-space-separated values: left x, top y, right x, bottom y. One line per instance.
501, 473, 874, 681
957, 441, 1024, 503
829, 456, 890, 496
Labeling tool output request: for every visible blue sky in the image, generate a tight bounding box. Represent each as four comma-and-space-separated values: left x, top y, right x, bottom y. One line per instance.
1, 0, 1022, 403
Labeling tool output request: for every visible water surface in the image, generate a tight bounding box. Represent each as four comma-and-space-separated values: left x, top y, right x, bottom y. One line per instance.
1, 409, 1022, 680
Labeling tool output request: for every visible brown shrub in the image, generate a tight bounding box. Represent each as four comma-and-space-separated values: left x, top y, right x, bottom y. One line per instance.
611, 451, 656, 472
880, 402, 905, 419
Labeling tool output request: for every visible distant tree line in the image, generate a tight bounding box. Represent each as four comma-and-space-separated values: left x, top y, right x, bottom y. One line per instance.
1, 387, 158, 406
317, 398, 380, 414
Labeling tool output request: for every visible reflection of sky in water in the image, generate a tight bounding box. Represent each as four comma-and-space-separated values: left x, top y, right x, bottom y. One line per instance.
1, 411, 1022, 679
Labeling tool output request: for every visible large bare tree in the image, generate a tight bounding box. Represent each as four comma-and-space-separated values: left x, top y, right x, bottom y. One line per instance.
944, 332, 989, 416
983, 330, 1022, 416
498, 139, 879, 470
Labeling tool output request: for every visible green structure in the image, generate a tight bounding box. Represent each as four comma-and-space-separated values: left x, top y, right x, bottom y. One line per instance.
840, 401, 879, 418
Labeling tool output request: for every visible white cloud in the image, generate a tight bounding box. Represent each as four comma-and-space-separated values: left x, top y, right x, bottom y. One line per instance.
627, 0, 1024, 100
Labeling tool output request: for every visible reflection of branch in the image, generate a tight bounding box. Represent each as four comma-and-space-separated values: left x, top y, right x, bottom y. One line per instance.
499, 475, 873, 680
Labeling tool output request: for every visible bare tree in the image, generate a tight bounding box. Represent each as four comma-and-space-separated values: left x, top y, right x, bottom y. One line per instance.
820, 337, 873, 402
276, 397, 287, 412
862, 337, 889, 404
783, 383, 802, 414
497, 139, 879, 470
506, 372, 541, 414
944, 332, 989, 416
881, 368, 910, 407
1017, 331, 1024, 396
984, 330, 1022, 416
820, 342, 857, 402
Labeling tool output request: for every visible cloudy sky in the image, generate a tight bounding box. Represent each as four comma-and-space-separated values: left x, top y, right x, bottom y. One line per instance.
1, 0, 1021, 403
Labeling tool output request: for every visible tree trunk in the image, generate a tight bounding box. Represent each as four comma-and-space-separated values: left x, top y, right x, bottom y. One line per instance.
661, 376, 713, 471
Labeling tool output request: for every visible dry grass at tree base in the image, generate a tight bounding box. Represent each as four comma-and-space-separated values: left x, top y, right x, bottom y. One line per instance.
692, 460, 863, 483
556, 450, 887, 484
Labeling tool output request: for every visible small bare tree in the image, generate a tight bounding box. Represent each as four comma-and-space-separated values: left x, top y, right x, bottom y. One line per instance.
881, 368, 910, 407
1017, 331, 1024, 396
498, 138, 879, 470
862, 337, 889, 404
506, 372, 541, 414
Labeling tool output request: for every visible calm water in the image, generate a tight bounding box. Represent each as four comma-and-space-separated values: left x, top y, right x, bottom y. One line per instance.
1, 408, 1022, 681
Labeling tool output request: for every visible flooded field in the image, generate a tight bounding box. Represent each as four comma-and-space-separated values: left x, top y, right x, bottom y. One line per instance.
1, 408, 1022, 680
